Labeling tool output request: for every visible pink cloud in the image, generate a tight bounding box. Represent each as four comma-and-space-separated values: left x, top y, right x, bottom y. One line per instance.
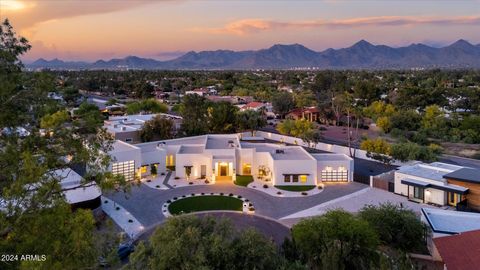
199, 16, 480, 35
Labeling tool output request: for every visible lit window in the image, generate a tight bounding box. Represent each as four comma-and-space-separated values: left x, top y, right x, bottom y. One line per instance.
338, 166, 346, 171
325, 166, 332, 171
141, 166, 147, 173
300, 175, 307, 183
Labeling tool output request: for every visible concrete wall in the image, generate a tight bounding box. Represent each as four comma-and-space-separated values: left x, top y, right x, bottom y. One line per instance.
114, 131, 141, 144
141, 148, 167, 174
247, 131, 408, 166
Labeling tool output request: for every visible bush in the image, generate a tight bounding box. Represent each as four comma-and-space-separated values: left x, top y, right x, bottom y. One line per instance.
301, 192, 308, 196
174, 177, 180, 180
359, 203, 428, 252
263, 184, 268, 189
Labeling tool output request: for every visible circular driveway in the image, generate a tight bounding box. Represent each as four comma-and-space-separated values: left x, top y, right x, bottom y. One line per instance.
105, 181, 367, 227
137, 211, 291, 245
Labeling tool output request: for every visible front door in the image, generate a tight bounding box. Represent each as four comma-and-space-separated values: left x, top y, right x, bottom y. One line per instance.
220, 164, 228, 176
201, 165, 206, 178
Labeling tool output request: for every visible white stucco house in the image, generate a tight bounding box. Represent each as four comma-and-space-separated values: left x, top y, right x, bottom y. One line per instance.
108, 134, 353, 186
394, 162, 469, 206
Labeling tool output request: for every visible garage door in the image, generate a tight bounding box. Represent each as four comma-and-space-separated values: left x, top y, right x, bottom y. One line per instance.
112, 160, 135, 181
321, 170, 348, 182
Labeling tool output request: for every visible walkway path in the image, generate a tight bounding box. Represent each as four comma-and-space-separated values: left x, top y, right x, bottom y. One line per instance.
162, 171, 174, 189
104, 181, 367, 227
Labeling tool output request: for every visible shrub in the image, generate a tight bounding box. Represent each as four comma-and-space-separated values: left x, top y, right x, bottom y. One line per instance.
301, 192, 308, 196
166, 200, 171, 203
277, 191, 282, 195
263, 184, 268, 189
205, 180, 210, 184
174, 177, 180, 180
128, 219, 133, 223
116, 207, 120, 210
189, 182, 193, 185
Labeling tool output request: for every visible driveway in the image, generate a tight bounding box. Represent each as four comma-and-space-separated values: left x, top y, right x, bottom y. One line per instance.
104, 181, 367, 227
137, 211, 291, 245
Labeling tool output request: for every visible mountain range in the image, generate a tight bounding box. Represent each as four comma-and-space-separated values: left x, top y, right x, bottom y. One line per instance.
27, 39, 480, 70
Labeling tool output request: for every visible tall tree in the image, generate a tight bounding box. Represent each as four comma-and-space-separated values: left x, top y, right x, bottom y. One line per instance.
0, 19, 126, 269
272, 91, 295, 118
207, 101, 238, 134
140, 115, 174, 142
291, 210, 380, 270
179, 94, 209, 136
236, 110, 267, 136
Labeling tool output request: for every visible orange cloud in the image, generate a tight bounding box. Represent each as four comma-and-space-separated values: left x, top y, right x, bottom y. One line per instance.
199, 16, 480, 35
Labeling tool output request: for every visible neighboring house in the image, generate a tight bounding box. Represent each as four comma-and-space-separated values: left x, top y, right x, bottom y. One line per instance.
443, 168, 480, 211
432, 229, 480, 270
185, 88, 208, 96
108, 134, 353, 185
421, 207, 480, 269
206, 95, 254, 105
394, 162, 470, 207
286, 107, 320, 122
104, 113, 182, 144
56, 168, 102, 210
239, 101, 267, 112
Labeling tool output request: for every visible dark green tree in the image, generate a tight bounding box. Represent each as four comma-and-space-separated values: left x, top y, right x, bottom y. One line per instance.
272, 92, 295, 118
291, 210, 380, 270
359, 203, 428, 252
139, 115, 174, 142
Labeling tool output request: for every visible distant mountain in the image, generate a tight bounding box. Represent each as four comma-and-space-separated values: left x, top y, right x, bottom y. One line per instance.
26, 39, 480, 70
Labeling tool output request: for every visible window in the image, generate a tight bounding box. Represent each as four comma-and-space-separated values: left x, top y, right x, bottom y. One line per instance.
413, 187, 424, 200
292, 175, 299, 182
125, 138, 133, 142
112, 160, 135, 181
140, 166, 147, 174
284, 175, 291, 182
300, 175, 307, 183
242, 163, 251, 175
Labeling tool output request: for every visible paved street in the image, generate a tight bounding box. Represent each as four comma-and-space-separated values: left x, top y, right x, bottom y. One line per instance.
104, 181, 367, 227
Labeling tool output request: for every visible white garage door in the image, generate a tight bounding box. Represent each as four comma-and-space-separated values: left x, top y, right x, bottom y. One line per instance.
112, 160, 135, 181
321, 170, 348, 182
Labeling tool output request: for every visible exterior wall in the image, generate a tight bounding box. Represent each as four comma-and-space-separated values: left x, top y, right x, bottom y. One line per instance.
447, 179, 480, 211
394, 172, 447, 205
252, 152, 274, 181
141, 148, 167, 175
114, 131, 141, 144
236, 148, 255, 175
272, 159, 317, 186
175, 153, 212, 179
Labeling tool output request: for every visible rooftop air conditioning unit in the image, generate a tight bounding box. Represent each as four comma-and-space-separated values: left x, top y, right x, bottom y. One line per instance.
275, 149, 285, 154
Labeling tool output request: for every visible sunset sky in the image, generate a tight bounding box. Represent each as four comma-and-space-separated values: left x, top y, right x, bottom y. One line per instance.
1, 0, 479, 62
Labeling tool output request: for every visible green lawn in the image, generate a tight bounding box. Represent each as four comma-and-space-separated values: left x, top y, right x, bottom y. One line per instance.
234, 175, 254, 187
275, 185, 316, 192
168, 196, 243, 215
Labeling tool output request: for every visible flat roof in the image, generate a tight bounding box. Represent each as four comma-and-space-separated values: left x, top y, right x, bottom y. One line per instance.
311, 153, 352, 161
241, 142, 313, 161
396, 162, 464, 182
111, 140, 140, 153
178, 145, 204, 154
444, 168, 480, 184
422, 208, 480, 235
205, 136, 239, 149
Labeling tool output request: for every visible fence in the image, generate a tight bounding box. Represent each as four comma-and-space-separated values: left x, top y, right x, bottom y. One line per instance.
370, 170, 395, 192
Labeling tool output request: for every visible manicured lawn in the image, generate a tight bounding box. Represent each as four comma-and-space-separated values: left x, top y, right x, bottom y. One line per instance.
168, 196, 243, 215
275, 185, 316, 192
234, 175, 254, 187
